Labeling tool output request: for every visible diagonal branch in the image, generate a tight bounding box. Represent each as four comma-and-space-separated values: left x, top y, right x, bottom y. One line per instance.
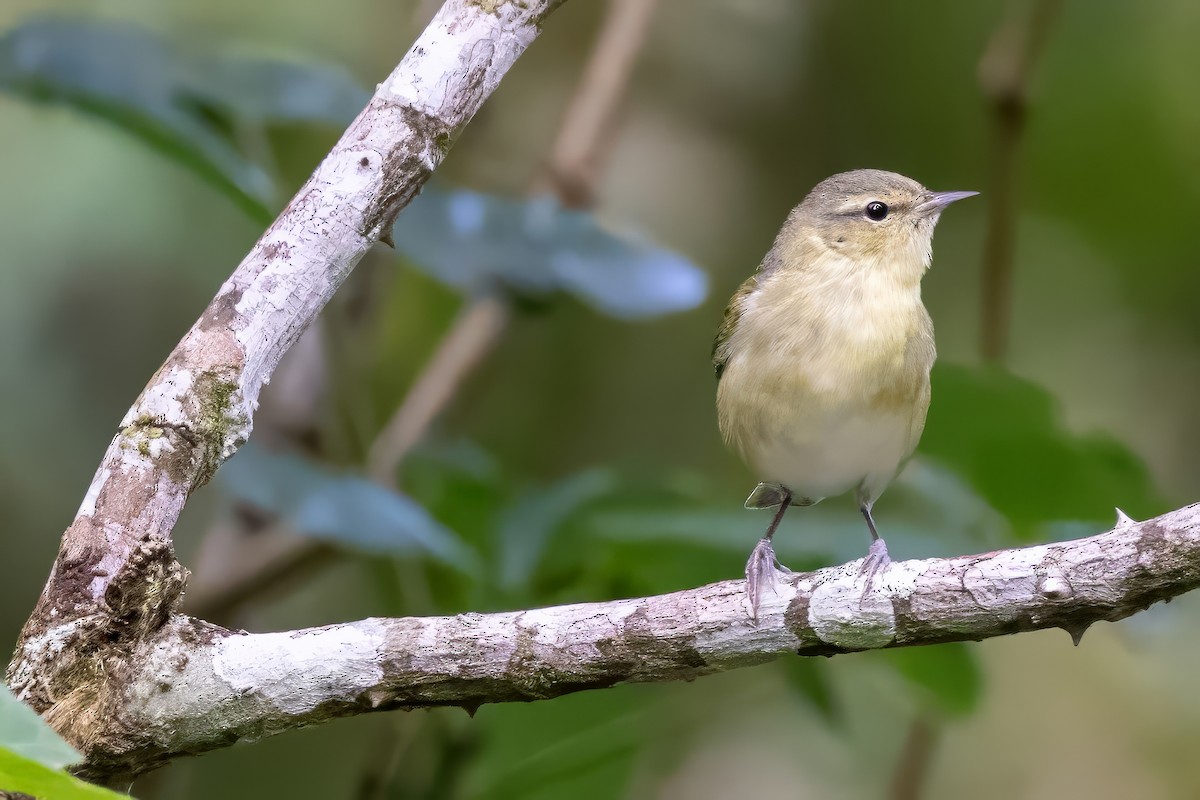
77, 504, 1200, 779
186, 0, 661, 622
6, 0, 566, 758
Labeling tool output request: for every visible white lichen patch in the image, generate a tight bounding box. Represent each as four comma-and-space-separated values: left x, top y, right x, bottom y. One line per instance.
383, 0, 539, 117
76, 466, 110, 518
807, 564, 899, 650
959, 547, 1048, 607
36, 617, 99, 656
520, 601, 644, 647
213, 623, 386, 716
8, 616, 102, 700
327, 149, 386, 196
122, 367, 194, 426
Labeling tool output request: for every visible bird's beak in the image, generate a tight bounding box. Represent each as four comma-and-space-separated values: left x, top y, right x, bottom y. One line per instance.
916, 190, 979, 215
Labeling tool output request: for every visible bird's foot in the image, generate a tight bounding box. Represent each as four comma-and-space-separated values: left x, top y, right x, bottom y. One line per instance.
746, 537, 792, 621
857, 538, 891, 598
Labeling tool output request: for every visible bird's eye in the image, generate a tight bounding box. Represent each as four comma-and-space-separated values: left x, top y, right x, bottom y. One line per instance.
865, 201, 889, 221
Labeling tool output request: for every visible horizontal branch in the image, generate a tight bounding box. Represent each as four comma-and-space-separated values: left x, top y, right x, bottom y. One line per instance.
82, 504, 1200, 777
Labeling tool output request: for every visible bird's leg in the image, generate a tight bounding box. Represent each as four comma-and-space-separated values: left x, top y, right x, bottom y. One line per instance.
746, 489, 793, 620
858, 502, 891, 587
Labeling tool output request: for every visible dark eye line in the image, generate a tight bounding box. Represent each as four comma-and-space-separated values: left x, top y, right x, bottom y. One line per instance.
833, 200, 909, 219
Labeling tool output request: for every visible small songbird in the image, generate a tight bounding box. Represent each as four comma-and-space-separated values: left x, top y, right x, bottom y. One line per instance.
712, 169, 976, 615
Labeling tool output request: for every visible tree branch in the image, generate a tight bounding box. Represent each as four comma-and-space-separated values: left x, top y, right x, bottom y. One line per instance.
6, 0, 566, 772
72, 504, 1200, 779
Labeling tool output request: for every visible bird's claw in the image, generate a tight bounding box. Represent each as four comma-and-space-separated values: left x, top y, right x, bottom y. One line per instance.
746, 537, 791, 621
857, 538, 891, 598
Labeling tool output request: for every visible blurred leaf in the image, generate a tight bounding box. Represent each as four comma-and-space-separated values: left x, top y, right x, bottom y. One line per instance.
219, 443, 478, 573
410, 437, 501, 484
0, 747, 127, 799
466, 689, 652, 800
403, 439, 509, 554
392, 185, 708, 319
189, 48, 368, 125
0, 684, 78, 770
586, 507, 836, 560
573, 461, 1010, 600
780, 659, 839, 725
0, 691, 126, 799
879, 642, 982, 718
0, 17, 370, 223
0, 17, 272, 220
495, 468, 617, 591
583, 460, 1008, 567
921, 363, 1163, 538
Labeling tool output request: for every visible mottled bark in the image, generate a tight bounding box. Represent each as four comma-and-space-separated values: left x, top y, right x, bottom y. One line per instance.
72, 505, 1200, 779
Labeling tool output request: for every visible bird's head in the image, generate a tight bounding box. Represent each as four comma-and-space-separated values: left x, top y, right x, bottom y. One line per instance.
783, 169, 976, 282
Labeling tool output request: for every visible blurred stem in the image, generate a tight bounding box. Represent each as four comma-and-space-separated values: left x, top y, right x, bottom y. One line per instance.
196, 0, 657, 625
354, 713, 427, 800
888, 714, 941, 800
537, 0, 660, 206
977, 0, 1063, 363
351, 291, 510, 619
367, 293, 509, 483
189, 531, 337, 622
351, 2, 658, 793
188, 294, 507, 622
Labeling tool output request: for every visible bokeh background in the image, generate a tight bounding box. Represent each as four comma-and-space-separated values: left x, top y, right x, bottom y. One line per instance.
2, 0, 1200, 797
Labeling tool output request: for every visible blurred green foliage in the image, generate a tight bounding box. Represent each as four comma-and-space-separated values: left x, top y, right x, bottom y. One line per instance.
0, 750, 127, 800
0, 684, 125, 798
2, 1, 1198, 798
0, 683, 80, 770
219, 443, 479, 571
879, 643, 983, 718
921, 363, 1164, 539
0, 17, 369, 220
393, 186, 708, 319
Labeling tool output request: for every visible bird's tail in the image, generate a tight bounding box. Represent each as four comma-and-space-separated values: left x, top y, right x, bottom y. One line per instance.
743, 482, 816, 509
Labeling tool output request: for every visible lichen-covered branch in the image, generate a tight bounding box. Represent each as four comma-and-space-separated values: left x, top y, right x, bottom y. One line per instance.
75, 505, 1200, 779
6, 0, 566, 760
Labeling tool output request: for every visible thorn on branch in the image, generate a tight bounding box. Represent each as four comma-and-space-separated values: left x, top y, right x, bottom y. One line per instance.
1061, 621, 1091, 647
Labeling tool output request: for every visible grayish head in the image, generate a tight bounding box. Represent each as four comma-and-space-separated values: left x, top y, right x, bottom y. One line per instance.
785, 169, 977, 272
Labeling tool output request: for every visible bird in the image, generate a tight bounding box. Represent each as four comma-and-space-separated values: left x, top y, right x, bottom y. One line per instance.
712, 169, 976, 616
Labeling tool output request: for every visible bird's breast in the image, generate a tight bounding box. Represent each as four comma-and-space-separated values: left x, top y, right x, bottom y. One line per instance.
716, 259, 934, 496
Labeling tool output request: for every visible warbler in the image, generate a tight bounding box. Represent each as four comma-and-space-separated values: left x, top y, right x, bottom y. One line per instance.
712, 169, 976, 615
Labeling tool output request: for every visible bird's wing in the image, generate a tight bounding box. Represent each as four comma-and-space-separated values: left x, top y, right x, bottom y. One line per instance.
901, 313, 936, 460
711, 274, 759, 380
